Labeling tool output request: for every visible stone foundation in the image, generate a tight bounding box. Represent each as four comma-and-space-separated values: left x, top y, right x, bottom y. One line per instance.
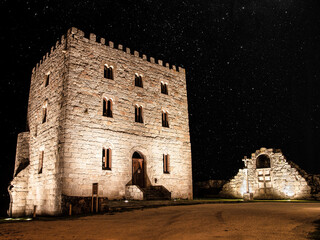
125, 185, 144, 200
61, 195, 109, 215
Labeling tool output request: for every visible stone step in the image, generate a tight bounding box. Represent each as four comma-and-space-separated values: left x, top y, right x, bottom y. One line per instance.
143, 187, 171, 200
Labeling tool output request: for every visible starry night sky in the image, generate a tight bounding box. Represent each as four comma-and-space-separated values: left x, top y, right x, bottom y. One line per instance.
1, 0, 320, 198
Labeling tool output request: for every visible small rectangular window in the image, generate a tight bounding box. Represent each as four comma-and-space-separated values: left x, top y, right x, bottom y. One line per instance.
104, 65, 114, 80
163, 154, 170, 174
135, 74, 143, 88
102, 148, 112, 170
45, 74, 50, 87
161, 82, 168, 95
38, 151, 44, 174
42, 101, 48, 124
42, 108, 47, 123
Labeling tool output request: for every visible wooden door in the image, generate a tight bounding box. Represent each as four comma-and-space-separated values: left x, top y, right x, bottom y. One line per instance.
132, 158, 144, 187
258, 169, 272, 194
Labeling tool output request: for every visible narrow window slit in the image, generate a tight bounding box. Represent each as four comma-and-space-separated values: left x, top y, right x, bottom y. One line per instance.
162, 111, 169, 127
102, 148, 112, 170
163, 154, 170, 173
38, 151, 44, 174
45, 73, 50, 87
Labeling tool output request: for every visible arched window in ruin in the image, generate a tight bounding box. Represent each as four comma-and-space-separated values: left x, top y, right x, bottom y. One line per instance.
102, 148, 112, 170
256, 154, 271, 168
135, 73, 143, 88
163, 154, 170, 173
161, 81, 168, 95
104, 64, 114, 80
42, 100, 48, 123
162, 110, 169, 127
135, 105, 143, 123
103, 98, 113, 117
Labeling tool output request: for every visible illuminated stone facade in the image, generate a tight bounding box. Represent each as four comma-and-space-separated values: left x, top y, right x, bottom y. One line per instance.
220, 148, 313, 199
9, 27, 192, 216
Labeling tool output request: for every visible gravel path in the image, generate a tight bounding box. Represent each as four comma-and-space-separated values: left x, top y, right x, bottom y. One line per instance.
0, 202, 319, 240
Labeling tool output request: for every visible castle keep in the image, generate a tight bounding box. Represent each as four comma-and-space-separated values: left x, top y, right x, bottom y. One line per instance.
9, 27, 192, 216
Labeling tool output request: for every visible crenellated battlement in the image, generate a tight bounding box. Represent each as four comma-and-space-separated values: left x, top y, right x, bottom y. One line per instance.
32, 34, 67, 74
68, 27, 185, 73
33, 27, 185, 75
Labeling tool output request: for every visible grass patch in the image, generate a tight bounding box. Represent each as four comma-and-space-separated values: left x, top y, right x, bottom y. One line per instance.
0, 217, 33, 223
251, 199, 320, 203
194, 198, 319, 203
193, 198, 243, 202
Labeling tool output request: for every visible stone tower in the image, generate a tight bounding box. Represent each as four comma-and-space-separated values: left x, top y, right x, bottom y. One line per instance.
9, 27, 192, 216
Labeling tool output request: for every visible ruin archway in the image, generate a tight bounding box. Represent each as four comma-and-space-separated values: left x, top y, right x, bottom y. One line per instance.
256, 154, 271, 168
132, 151, 145, 188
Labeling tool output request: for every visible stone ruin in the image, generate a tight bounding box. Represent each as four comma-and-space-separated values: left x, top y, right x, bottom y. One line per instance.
220, 148, 320, 200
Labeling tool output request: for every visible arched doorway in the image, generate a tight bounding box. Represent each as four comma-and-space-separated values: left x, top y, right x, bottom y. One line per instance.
256, 154, 272, 195
256, 154, 271, 168
132, 152, 144, 188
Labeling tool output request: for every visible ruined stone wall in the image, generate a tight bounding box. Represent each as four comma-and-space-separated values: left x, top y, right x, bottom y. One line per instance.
10, 36, 68, 216
10, 132, 30, 216
220, 148, 312, 200
60, 28, 192, 200
13, 132, 30, 176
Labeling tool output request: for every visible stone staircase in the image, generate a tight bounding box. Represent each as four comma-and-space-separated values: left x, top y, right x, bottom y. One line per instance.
142, 186, 171, 200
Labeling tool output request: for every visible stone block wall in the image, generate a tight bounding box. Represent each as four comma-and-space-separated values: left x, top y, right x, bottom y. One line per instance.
9, 27, 192, 216
220, 148, 312, 200
125, 185, 144, 200
9, 35, 68, 216
13, 132, 30, 176
60, 28, 192, 200
9, 132, 30, 216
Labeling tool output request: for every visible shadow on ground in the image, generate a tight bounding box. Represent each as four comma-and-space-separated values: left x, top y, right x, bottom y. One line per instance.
0, 195, 9, 217
308, 219, 320, 240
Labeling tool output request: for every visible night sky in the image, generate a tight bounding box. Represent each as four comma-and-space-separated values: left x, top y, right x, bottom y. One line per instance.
1, 0, 320, 198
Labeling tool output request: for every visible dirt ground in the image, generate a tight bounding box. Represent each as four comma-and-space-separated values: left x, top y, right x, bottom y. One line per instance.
0, 202, 320, 240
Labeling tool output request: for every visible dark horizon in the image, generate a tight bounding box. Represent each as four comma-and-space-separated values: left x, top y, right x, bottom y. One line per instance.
1, 0, 320, 204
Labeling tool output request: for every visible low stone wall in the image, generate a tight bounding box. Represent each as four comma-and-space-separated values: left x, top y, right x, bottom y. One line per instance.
61, 195, 109, 215
219, 170, 246, 199
125, 185, 144, 200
